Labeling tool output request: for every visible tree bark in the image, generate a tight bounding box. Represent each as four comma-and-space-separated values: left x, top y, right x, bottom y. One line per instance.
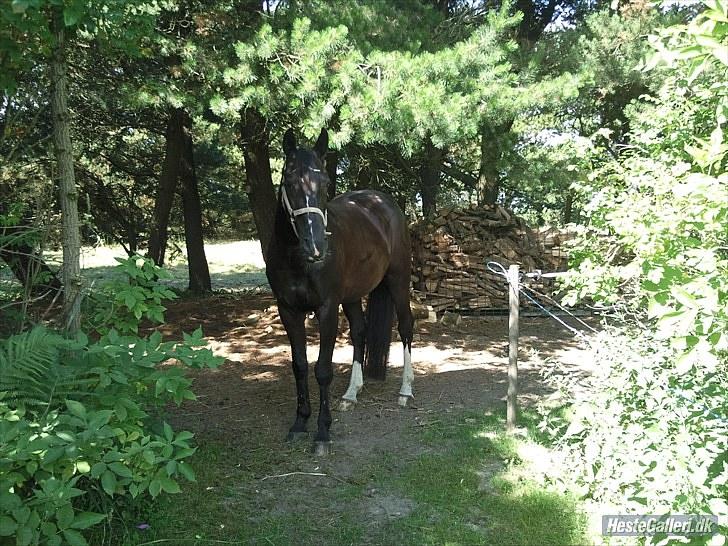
179, 110, 211, 293
148, 109, 184, 266
563, 190, 574, 224
419, 137, 444, 217
477, 121, 513, 206
477, 126, 499, 205
239, 108, 277, 260
50, 8, 82, 333
326, 148, 338, 200
515, 0, 560, 48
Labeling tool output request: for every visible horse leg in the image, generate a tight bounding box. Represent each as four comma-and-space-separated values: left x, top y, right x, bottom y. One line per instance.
279, 305, 310, 440
387, 276, 415, 407
314, 302, 338, 455
339, 300, 366, 411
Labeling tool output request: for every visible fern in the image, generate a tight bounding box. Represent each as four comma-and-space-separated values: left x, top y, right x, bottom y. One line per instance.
0, 326, 95, 415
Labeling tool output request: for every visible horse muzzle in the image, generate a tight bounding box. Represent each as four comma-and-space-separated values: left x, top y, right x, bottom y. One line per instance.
305, 250, 324, 263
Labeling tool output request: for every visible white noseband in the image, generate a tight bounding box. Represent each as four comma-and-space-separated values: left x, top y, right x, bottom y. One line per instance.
280, 185, 329, 238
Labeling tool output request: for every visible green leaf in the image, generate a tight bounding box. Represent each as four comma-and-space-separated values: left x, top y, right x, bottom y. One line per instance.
0, 491, 21, 512
163, 422, 173, 441
44, 446, 66, 465
41, 521, 57, 537
16, 524, 33, 546
114, 402, 127, 421
90, 462, 106, 478
62, 529, 88, 546
70, 512, 107, 530
65, 399, 87, 419
101, 470, 117, 496
174, 430, 194, 444
178, 461, 196, 482
56, 503, 74, 530
148, 479, 162, 497
12, 505, 30, 525
159, 476, 181, 494
62, 4, 84, 27
0, 516, 16, 537
108, 462, 133, 478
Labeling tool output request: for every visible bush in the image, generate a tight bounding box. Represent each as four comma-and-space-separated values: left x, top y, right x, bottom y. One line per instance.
86, 255, 178, 335
546, 3, 728, 544
0, 257, 223, 545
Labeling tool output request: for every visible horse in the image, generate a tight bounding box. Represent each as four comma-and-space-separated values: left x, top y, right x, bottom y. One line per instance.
265, 128, 415, 455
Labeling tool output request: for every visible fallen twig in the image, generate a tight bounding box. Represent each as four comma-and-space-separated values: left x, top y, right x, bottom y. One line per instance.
260, 471, 350, 485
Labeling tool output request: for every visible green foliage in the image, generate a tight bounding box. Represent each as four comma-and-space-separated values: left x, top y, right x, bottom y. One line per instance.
550, 3, 728, 541
87, 255, 177, 335
214, 16, 357, 143
545, 331, 727, 534
1, 0, 160, 93
0, 257, 223, 545
353, 5, 520, 155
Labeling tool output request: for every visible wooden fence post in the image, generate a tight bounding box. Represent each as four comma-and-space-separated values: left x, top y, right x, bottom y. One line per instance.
507, 264, 519, 433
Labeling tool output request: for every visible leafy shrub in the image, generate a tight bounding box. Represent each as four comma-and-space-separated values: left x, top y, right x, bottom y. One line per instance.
87, 255, 178, 335
547, 3, 728, 544
0, 257, 223, 545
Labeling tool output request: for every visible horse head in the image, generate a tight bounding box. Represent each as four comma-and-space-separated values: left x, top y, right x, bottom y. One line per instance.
280, 128, 330, 263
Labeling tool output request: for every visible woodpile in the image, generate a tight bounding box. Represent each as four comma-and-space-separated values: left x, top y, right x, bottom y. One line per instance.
535, 226, 576, 271
410, 205, 570, 313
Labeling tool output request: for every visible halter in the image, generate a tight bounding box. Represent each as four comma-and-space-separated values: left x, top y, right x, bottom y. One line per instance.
280, 183, 329, 238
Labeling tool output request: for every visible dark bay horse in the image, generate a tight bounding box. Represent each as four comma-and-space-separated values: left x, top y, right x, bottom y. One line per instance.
265, 128, 414, 455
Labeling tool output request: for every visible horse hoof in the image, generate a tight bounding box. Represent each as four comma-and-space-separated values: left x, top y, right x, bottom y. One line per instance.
398, 395, 412, 407
286, 431, 308, 442
338, 399, 356, 411
313, 441, 333, 456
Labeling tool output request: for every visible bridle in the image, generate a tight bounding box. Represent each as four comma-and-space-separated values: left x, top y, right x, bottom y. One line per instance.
280, 181, 330, 238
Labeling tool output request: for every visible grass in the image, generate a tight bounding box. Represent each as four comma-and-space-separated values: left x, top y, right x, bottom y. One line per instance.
359, 410, 587, 546
117, 442, 367, 546
117, 409, 588, 546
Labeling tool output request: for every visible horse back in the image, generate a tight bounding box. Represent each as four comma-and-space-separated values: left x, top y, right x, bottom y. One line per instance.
327, 190, 410, 300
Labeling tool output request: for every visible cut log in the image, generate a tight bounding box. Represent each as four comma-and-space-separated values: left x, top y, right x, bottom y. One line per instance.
410, 205, 572, 313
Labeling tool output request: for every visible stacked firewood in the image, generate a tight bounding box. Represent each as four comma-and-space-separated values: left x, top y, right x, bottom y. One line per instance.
535, 226, 576, 270
410, 205, 568, 313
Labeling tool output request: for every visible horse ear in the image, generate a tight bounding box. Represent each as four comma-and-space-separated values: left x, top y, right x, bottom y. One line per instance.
314, 128, 328, 158
283, 129, 296, 156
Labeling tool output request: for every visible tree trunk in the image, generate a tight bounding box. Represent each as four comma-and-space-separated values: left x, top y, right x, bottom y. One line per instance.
419, 137, 444, 217
239, 108, 277, 260
326, 148, 338, 200
179, 110, 211, 293
148, 109, 184, 266
563, 191, 574, 224
515, 0, 559, 49
477, 127, 499, 205
477, 121, 513, 206
50, 8, 82, 333
353, 155, 373, 190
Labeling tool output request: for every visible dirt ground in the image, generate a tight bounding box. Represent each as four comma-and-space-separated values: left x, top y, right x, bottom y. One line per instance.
159, 292, 594, 443
148, 292, 596, 541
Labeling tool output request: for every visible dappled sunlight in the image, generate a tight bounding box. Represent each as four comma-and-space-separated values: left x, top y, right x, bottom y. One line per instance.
40, 242, 270, 292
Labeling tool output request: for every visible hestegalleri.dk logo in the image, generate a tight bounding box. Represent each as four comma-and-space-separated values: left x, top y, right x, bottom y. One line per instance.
602, 514, 719, 536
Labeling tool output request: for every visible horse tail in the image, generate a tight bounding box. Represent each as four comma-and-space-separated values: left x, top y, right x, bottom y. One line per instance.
363, 281, 394, 380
